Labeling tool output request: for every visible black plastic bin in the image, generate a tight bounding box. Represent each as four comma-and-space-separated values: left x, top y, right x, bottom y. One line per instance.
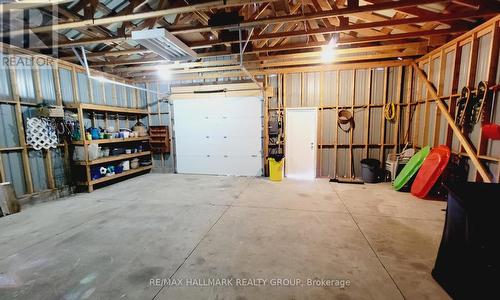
432, 182, 500, 299
360, 159, 380, 183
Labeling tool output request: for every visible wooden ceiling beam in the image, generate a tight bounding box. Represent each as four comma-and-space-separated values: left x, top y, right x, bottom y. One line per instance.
350, 12, 420, 33
30, 37, 127, 49
110, 59, 240, 73
131, 59, 410, 81
57, 6, 115, 38
167, 0, 445, 35
6, 0, 279, 36
189, 9, 493, 49
103, 41, 425, 71
258, 51, 421, 69
61, 49, 152, 60
255, 2, 302, 48
41, 7, 491, 50
125, 52, 414, 77
246, 28, 465, 53
363, 0, 469, 28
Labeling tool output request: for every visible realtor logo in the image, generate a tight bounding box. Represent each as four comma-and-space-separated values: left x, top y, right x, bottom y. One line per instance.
0, 0, 62, 56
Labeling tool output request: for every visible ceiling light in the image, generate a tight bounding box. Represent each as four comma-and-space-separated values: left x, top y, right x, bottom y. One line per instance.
321, 48, 336, 63
321, 36, 338, 63
156, 65, 171, 81
132, 28, 197, 61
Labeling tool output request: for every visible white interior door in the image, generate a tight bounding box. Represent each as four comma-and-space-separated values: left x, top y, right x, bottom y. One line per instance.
285, 108, 317, 179
173, 96, 263, 176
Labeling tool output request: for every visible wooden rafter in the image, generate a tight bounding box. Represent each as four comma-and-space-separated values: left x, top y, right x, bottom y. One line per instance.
104, 42, 424, 73
32, 7, 494, 51
5, 0, 278, 36
4, 0, 494, 80
189, 25, 472, 50
164, 0, 447, 35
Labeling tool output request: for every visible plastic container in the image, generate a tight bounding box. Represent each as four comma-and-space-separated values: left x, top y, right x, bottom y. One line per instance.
130, 158, 139, 169
89, 127, 100, 140
360, 159, 380, 183
268, 154, 284, 181
121, 160, 130, 171
87, 144, 100, 161
432, 182, 500, 299
110, 148, 125, 156
90, 167, 102, 180
115, 165, 124, 174
133, 121, 148, 137
120, 128, 131, 138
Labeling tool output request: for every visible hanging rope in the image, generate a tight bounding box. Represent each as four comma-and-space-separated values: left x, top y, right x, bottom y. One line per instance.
337, 109, 354, 132
384, 102, 395, 121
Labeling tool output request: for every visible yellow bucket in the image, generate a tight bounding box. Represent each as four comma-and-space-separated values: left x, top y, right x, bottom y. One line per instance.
268, 157, 284, 181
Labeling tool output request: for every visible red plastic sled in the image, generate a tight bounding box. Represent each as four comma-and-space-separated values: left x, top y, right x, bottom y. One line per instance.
411, 145, 451, 199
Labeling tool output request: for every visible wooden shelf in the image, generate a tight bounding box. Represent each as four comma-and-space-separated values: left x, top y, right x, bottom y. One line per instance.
74, 151, 151, 166
72, 136, 149, 145
64, 103, 149, 115
67, 101, 153, 193
81, 165, 153, 186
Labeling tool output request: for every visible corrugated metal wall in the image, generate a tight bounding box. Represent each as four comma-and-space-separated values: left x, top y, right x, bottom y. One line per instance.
269, 65, 405, 178
0, 50, 147, 198
410, 21, 500, 182
123, 80, 174, 172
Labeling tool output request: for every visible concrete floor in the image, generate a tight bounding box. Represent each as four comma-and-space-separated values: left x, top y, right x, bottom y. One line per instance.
0, 174, 450, 300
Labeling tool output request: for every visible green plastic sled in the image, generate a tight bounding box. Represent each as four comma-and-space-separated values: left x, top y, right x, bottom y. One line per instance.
393, 146, 431, 191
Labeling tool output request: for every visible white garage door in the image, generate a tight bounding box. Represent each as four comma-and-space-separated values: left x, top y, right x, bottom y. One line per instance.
173, 96, 263, 176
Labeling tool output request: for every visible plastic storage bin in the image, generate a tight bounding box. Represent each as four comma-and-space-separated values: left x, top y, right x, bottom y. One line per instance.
268, 155, 284, 181
360, 159, 380, 183
432, 182, 500, 299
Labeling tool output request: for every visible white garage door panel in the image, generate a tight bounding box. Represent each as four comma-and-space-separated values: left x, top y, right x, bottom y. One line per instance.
219, 156, 262, 176
176, 155, 261, 176
174, 97, 261, 117
174, 119, 261, 138
176, 137, 261, 156
225, 104, 262, 117
176, 119, 260, 138
176, 155, 222, 175
220, 118, 262, 136
173, 96, 263, 176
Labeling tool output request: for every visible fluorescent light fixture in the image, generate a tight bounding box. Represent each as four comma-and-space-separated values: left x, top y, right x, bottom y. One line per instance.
131, 28, 197, 61
321, 35, 338, 63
